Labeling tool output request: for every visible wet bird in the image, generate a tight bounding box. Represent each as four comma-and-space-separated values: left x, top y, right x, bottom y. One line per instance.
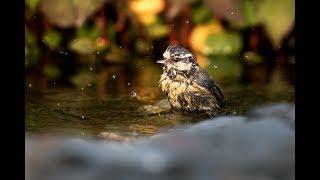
157, 45, 225, 113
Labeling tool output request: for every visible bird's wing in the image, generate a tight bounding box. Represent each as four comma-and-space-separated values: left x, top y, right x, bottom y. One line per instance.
192, 70, 225, 107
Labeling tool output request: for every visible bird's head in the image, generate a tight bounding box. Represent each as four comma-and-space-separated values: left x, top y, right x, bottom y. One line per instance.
157, 45, 198, 75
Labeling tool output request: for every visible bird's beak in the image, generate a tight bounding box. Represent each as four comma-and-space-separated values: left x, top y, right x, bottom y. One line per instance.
156, 59, 167, 64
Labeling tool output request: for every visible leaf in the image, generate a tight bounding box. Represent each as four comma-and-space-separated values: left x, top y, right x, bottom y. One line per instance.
40, 0, 106, 28
204, 0, 294, 47
189, 22, 224, 53
43, 31, 62, 49
205, 33, 242, 55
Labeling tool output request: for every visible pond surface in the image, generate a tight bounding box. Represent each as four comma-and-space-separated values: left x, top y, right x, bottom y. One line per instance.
25, 57, 294, 137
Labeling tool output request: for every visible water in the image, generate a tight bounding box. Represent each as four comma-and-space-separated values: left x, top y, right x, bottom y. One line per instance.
25, 57, 294, 180
25, 57, 294, 137
25, 88, 208, 137
26, 103, 295, 180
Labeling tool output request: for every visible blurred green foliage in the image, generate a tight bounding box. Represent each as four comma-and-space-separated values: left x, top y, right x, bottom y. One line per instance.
205, 33, 242, 55
257, 0, 294, 47
25, 29, 39, 67
70, 71, 97, 88
242, 0, 259, 26
25, 0, 294, 86
191, 6, 213, 24
104, 46, 129, 63
43, 64, 61, 79
204, 0, 294, 46
205, 56, 242, 81
26, 0, 40, 12
243, 52, 263, 64
69, 38, 96, 54
43, 31, 62, 50
77, 24, 101, 40
136, 40, 150, 53
40, 0, 106, 28
146, 22, 168, 39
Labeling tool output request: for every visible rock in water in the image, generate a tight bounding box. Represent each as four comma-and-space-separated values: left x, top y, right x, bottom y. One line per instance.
26, 103, 295, 180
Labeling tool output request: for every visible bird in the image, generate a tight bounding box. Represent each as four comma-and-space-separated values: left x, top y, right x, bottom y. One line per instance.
157, 45, 225, 113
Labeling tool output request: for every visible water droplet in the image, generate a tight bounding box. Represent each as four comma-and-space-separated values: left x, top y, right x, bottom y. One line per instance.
119, 46, 122, 49
186, 20, 189, 24
127, 82, 131, 86
88, 83, 91, 87
89, 67, 93, 71
231, 11, 234, 15
233, 111, 237, 115
81, 115, 85, 119
131, 91, 137, 98
213, 65, 218, 69
96, 51, 100, 55
28, 83, 32, 88
64, 52, 68, 55
81, 132, 85, 136
112, 74, 116, 79
57, 103, 60, 106
81, 87, 84, 90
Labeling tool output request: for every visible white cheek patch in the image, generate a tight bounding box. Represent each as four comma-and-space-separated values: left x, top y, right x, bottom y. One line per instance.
175, 61, 192, 71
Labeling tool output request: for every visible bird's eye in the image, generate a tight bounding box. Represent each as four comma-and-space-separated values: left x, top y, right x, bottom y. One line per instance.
173, 57, 181, 61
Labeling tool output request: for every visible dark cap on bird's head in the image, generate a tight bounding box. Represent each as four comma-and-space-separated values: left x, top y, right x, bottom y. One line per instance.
157, 45, 196, 65
157, 45, 198, 73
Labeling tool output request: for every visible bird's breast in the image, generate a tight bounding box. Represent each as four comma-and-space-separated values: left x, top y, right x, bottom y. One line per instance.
159, 73, 189, 94
159, 72, 218, 111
